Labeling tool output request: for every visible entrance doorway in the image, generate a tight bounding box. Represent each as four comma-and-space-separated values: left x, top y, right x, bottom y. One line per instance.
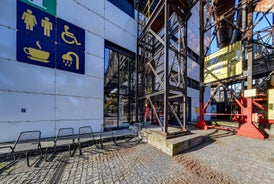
104, 41, 135, 129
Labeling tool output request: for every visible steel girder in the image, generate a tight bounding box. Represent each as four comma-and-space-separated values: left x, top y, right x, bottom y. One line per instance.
196, 0, 274, 139
136, 0, 197, 135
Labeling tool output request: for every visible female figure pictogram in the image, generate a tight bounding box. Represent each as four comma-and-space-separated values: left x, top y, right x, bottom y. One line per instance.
22, 9, 37, 31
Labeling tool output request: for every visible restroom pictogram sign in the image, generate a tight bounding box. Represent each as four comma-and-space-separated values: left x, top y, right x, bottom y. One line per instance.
17, 1, 56, 41
16, 0, 85, 74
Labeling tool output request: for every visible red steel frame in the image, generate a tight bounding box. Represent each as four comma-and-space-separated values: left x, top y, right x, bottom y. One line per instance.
196, 0, 274, 139
196, 88, 274, 139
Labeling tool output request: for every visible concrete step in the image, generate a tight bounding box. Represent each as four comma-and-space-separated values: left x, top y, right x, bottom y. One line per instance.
141, 125, 215, 156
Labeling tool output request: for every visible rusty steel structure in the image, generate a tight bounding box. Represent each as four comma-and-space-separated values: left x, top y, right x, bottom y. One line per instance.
135, 0, 274, 139
196, 0, 274, 139
135, 0, 199, 137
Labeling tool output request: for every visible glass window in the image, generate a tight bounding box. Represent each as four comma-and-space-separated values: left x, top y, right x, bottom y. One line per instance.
104, 44, 135, 129
187, 47, 200, 64
107, 0, 135, 18
187, 77, 200, 90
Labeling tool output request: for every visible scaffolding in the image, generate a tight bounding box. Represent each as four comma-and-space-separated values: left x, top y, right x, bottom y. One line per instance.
196, 0, 274, 139
136, 0, 274, 139
135, 0, 198, 137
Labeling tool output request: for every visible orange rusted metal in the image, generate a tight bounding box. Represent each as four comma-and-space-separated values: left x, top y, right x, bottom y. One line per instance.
212, 0, 235, 48
237, 98, 265, 139
195, 102, 208, 130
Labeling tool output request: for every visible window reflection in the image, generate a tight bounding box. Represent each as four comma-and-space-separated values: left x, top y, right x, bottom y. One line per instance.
104, 48, 135, 129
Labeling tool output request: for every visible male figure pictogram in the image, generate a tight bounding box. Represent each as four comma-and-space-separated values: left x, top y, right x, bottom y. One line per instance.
41, 17, 52, 37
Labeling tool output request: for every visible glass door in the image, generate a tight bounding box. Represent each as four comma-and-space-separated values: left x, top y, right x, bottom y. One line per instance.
104, 47, 135, 129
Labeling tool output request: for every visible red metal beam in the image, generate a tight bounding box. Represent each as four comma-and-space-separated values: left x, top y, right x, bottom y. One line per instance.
237, 98, 265, 139
205, 113, 244, 116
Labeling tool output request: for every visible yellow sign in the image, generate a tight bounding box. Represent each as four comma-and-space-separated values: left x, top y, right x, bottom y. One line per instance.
244, 89, 257, 98
195, 107, 199, 114
204, 41, 242, 83
268, 89, 274, 120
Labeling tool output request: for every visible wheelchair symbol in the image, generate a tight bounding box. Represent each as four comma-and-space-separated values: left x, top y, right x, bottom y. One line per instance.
61, 25, 81, 46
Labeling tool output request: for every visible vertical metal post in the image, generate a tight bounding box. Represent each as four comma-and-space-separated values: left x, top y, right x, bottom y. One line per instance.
128, 58, 131, 123
199, 0, 205, 124
199, 0, 204, 108
148, 0, 151, 17
272, 13, 274, 46
164, 0, 170, 134
117, 54, 120, 128
178, 17, 182, 87
237, 0, 264, 139
247, 0, 253, 89
196, 0, 207, 129
242, 0, 246, 91
183, 21, 188, 130
135, 9, 139, 123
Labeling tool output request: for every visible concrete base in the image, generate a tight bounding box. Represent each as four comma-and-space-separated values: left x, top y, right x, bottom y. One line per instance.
141, 125, 213, 156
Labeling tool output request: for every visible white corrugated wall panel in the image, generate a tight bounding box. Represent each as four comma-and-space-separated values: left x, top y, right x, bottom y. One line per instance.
0, 59, 55, 94
0, 27, 16, 60
56, 70, 103, 98
57, 0, 104, 38
0, 92, 55, 122
0, 121, 55, 142
74, 0, 104, 17
105, 20, 136, 53
85, 54, 104, 79
55, 96, 103, 120
105, 1, 136, 36
0, 0, 16, 29
85, 32, 104, 58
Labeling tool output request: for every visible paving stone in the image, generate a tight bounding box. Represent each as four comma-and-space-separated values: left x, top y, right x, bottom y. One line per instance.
1, 130, 274, 183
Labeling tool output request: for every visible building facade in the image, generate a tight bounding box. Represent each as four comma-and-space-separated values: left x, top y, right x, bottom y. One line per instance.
187, 2, 210, 122
0, 0, 136, 142
0, 0, 209, 142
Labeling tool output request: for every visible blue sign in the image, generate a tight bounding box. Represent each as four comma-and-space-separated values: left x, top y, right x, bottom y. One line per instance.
17, 0, 56, 42
17, 0, 85, 74
17, 31, 55, 68
57, 18, 85, 51
56, 44, 85, 74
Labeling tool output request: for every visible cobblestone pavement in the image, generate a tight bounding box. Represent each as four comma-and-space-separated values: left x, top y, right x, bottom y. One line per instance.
0, 130, 274, 184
